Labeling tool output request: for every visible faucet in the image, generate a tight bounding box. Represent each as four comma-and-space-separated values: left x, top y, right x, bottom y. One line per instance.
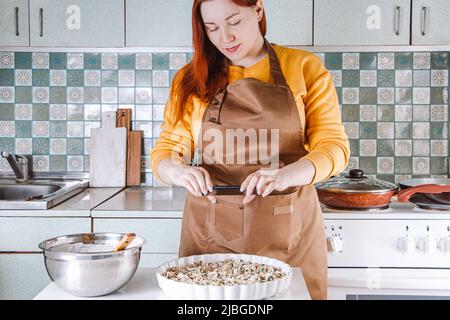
1, 151, 29, 182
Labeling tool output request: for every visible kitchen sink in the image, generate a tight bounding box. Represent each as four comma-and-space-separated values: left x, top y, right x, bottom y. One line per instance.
0, 178, 89, 210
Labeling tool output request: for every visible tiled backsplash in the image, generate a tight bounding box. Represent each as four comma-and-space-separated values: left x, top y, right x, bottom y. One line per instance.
0, 51, 448, 185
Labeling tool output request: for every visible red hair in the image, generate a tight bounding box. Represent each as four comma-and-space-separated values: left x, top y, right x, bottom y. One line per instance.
170, 0, 267, 126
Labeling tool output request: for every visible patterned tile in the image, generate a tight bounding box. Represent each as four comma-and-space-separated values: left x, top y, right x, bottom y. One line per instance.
135, 53, 152, 70
67, 155, 84, 171
49, 155, 67, 171
342, 53, 359, 70
15, 138, 32, 154
101, 53, 118, 69
395, 70, 412, 87
395, 53, 412, 69
50, 138, 67, 155
324, 53, 342, 70
359, 53, 377, 70
378, 53, 395, 69
413, 70, 430, 86
0, 52, 15, 68
169, 53, 187, 70
119, 70, 135, 86
49, 104, 67, 120
413, 140, 430, 156
67, 53, 83, 69
377, 88, 395, 104
15, 104, 32, 120
32, 53, 49, 69
118, 53, 135, 69
15, 69, 32, 86
49, 53, 67, 69
0, 87, 15, 103
0, 104, 14, 120
395, 105, 412, 121
33, 155, 49, 171
84, 53, 101, 69
0, 69, 14, 86
14, 53, 30, 69
413, 52, 430, 69
50, 70, 67, 86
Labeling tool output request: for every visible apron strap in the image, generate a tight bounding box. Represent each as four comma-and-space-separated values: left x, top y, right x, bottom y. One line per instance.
264, 38, 289, 88
206, 38, 289, 125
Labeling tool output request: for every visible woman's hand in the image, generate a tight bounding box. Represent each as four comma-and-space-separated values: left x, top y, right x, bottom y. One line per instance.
168, 164, 216, 203
240, 168, 289, 204
239, 159, 316, 204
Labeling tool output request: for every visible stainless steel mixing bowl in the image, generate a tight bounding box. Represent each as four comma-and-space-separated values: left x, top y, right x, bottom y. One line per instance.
38, 233, 146, 297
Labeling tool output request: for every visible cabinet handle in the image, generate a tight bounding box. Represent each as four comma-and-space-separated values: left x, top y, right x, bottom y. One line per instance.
14, 7, 19, 36
39, 8, 43, 37
421, 6, 428, 36
394, 6, 401, 36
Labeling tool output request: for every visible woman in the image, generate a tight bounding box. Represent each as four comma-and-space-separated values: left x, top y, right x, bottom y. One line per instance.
151, 0, 350, 300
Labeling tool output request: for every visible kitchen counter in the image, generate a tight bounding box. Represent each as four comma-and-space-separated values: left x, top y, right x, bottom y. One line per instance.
0, 187, 124, 217
33, 267, 310, 300
92, 187, 186, 218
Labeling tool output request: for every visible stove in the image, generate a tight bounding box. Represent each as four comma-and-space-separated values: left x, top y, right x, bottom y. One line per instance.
322, 199, 450, 300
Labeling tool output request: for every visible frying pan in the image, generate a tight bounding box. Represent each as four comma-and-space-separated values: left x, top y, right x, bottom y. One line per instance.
397, 178, 450, 205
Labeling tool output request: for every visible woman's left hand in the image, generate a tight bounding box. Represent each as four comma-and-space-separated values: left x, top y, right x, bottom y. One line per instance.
240, 168, 289, 204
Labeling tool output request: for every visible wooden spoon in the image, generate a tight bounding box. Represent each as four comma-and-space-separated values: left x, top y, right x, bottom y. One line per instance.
113, 233, 136, 252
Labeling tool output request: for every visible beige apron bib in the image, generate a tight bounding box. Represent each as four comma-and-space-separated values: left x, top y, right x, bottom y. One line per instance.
179, 40, 328, 299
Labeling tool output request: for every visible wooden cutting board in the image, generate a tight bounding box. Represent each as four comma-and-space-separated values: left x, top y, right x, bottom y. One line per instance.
127, 130, 142, 186
89, 111, 127, 187
116, 108, 142, 186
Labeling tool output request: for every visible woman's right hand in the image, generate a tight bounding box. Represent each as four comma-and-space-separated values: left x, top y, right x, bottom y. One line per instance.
168, 165, 216, 203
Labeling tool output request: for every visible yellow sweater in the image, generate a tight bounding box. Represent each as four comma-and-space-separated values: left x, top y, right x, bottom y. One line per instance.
151, 44, 350, 185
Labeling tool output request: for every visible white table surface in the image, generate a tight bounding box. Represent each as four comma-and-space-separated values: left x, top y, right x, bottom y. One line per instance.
34, 267, 310, 300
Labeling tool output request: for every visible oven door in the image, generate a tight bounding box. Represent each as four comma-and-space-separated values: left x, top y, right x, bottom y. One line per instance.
328, 268, 450, 300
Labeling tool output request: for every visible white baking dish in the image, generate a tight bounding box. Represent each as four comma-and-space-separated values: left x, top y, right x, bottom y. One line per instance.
156, 253, 293, 300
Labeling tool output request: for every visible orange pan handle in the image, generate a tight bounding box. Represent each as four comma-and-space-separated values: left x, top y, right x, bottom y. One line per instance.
397, 184, 450, 202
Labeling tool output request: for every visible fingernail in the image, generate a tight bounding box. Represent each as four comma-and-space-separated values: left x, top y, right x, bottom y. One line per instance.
240, 186, 245, 192
208, 186, 213, 192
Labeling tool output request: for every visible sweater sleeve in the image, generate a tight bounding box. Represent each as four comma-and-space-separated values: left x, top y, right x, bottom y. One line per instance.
300, 54, 351, 185
150, 83, 194, 182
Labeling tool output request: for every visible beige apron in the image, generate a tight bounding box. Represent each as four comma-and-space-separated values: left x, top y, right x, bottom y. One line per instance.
179, 40, 328, 300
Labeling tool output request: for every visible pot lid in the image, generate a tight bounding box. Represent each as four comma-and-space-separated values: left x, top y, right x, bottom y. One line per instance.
315, 169, 398, 193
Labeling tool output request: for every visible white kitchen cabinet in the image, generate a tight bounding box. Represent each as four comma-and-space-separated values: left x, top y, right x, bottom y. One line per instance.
0, 254, 50, 300
29, 0, 124, 47
0, 0, 29, 46
314, 0, 411, 45
93, 218, 182, 254
264, 0, 313, 45
126, 0, 192, 47
0, 217, 91, 251
412, 0, 450, 45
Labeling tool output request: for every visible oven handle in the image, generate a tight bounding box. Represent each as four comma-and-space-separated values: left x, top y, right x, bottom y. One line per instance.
329, 276, 450, 290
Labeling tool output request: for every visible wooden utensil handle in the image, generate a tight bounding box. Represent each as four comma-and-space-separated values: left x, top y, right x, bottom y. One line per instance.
113, 233, 136, 251
397, 184, 450, 202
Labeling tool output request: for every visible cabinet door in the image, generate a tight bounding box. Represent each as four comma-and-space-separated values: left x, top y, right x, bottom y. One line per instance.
412, 0, 450, 45
264, 0, 312, 45
0, 217, 90, 251
93, 218, 182, 254
0, 254, 50, 300
0, 0, 29, 46
314, 0, 411, 45
30, 0, 124, 47
126, 0, 192, 47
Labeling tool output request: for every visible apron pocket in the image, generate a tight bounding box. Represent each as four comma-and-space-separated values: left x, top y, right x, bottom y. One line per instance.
248, 191, 302, 251
213, 197, 244, 242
